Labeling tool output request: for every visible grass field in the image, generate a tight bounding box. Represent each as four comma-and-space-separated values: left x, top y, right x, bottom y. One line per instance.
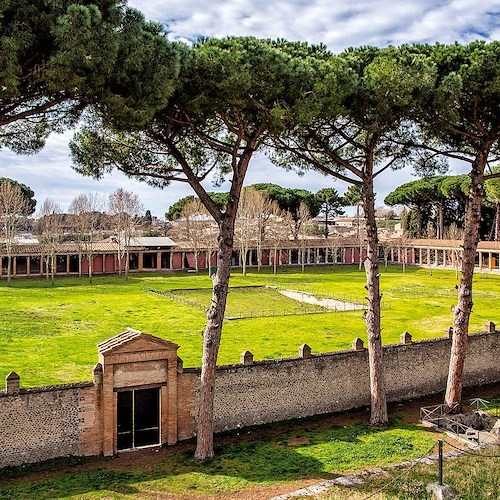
167, 285, 329, 317
0, 413, 437, 499
0, 265, 498, 387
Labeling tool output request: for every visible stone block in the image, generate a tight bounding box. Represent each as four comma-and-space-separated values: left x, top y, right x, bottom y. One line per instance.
240, 350, 254, 366
299, 344, 311, 358
400, 331, 412, 344
92, 364, 103, 385
352, 338, 364, 351
5, 372, 20, 394
485, 321, 496, 333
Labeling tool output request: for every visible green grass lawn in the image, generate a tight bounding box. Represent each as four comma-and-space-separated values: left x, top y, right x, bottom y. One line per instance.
337, 445, 500, 499
0, 416, 437, 499
0, 265, 498, 387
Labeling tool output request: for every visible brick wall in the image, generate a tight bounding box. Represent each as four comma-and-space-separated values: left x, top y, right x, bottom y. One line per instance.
0, 382, 98, 468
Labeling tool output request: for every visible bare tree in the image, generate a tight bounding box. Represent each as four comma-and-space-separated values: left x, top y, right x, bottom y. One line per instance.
266, 202, 289, 275
235, 188, 272, 276
445, 224, 464, 279
36, 198, 63, 284
296, 202, 311, 273
68, 193, 104, 282
0, 182, 31, 286
180, 199, 208, 273
235, 190, 255, 276
108, 188, 143, 279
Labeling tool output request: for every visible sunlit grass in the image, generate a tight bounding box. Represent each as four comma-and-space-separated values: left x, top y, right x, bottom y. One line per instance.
0, 265, 498, 386
0, 418, 436, 499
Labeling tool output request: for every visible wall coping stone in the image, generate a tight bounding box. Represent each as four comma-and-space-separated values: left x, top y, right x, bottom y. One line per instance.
0, 380, 94, 398
1, 331, 496, 390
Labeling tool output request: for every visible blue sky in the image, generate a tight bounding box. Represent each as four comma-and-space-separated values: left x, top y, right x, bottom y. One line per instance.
1, 0, 498, 217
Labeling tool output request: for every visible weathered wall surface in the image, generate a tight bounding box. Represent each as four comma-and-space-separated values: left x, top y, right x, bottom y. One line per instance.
177, 369, 200, 441
211, 332, 500, 432
0, 382, 98, 468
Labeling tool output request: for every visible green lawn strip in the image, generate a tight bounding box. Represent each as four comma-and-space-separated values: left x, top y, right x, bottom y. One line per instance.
171, 286, 329, 317
0, 266, 498, 386
0, 421, 435, 499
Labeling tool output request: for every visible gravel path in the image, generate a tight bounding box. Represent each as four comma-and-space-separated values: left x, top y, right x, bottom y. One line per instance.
278, 289, 367, 311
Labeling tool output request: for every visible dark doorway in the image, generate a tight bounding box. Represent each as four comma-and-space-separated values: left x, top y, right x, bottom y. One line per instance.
117, 387, 160, 450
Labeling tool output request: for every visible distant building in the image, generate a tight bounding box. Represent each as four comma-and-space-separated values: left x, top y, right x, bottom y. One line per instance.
1, 236, 499, 278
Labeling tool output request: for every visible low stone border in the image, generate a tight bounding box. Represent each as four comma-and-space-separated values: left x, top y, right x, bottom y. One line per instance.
270, 449, 468, 499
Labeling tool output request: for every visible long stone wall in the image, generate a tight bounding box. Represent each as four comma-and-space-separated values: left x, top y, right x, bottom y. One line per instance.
0, 382, 98, 468
211, 332, 500, 432
0, 330, 499, 468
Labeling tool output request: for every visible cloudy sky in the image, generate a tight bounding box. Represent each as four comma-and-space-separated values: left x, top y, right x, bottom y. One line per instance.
1, 0, 498, 217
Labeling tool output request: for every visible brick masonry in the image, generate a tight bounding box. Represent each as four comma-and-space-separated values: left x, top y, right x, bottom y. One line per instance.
0, 330, 499, 468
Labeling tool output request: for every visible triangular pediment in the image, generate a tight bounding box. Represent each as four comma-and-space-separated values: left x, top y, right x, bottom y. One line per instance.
97, 328, 179, 356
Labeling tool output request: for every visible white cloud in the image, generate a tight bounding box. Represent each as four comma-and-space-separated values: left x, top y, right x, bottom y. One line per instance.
130, 0, 498, 50
1, 0, 496, 216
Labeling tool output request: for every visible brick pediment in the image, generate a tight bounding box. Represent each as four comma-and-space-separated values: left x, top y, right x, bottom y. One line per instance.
97, 328, 179, 357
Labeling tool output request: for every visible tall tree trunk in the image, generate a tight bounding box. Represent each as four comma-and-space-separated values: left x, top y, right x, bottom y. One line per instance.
125, 248, 130, 280
242, 248, 247, 276
362, 174, 388, 426
51, 252, 55, 285
437, 201, 444, 240
416, 205, 422, 238
6, 252, 11, 287
195, 217, 234, 460
444, 146, 490, 410
355, 203, 360, 239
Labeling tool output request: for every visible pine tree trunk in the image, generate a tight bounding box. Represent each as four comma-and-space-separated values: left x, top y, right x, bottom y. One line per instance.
195, 217, 234, 460
444, 147, 490, 410
362, 175, 388, 426
437, 202, 444, 240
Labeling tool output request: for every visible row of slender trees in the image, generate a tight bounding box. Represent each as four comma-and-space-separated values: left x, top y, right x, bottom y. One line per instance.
1, 0, 499, 460
0, 182, 143, 285
167, 183, 349, 239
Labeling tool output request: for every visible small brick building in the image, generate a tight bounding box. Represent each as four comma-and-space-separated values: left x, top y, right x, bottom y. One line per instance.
96, 330, 183, 455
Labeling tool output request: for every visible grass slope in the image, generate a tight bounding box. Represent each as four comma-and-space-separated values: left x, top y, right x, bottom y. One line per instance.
0, 265, 498, 386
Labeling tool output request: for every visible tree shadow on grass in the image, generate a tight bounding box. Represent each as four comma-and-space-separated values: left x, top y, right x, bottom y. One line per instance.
0, 421, 437, 499
0, 443, 334, 499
